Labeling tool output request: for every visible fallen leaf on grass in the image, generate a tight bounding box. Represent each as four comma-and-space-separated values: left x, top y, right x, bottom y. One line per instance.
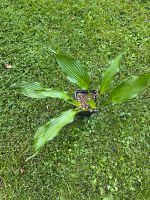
5, 64, 12, 69
19, 167, 25, 174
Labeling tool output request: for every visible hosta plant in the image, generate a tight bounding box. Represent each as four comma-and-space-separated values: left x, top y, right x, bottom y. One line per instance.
11, 51, 150, 157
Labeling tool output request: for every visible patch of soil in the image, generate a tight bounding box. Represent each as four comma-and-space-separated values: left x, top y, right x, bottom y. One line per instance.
75, 92, 97, 110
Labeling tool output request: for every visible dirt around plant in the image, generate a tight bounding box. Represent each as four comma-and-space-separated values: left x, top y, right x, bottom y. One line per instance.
75, 92, 97, 110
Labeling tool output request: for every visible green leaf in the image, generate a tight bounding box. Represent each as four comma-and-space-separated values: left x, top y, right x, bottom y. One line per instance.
55, 53, 91, 89
109, 72, 150, 103
34, 109, 79, 151
87, 99, 96, 109
100, 54, 122, 94
10, 81, 71, 100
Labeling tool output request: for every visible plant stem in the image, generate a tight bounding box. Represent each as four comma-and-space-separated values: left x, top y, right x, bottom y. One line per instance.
67, 98, 81, 107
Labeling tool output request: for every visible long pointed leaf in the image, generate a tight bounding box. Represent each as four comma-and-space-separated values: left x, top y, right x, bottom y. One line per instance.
55, 53, 91, 89
10, 81, 71, 100
100, 54, 122, 94
109, 72, 150, 103
34, 109, 79, 151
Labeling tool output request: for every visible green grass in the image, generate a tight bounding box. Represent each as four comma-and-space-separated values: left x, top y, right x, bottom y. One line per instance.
0, 0, 150, 199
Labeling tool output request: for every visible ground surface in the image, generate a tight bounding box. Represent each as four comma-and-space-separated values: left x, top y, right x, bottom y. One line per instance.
0, 0, 150, 199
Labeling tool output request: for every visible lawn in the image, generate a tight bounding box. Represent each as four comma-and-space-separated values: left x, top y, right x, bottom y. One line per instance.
0, 0, 150, 199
